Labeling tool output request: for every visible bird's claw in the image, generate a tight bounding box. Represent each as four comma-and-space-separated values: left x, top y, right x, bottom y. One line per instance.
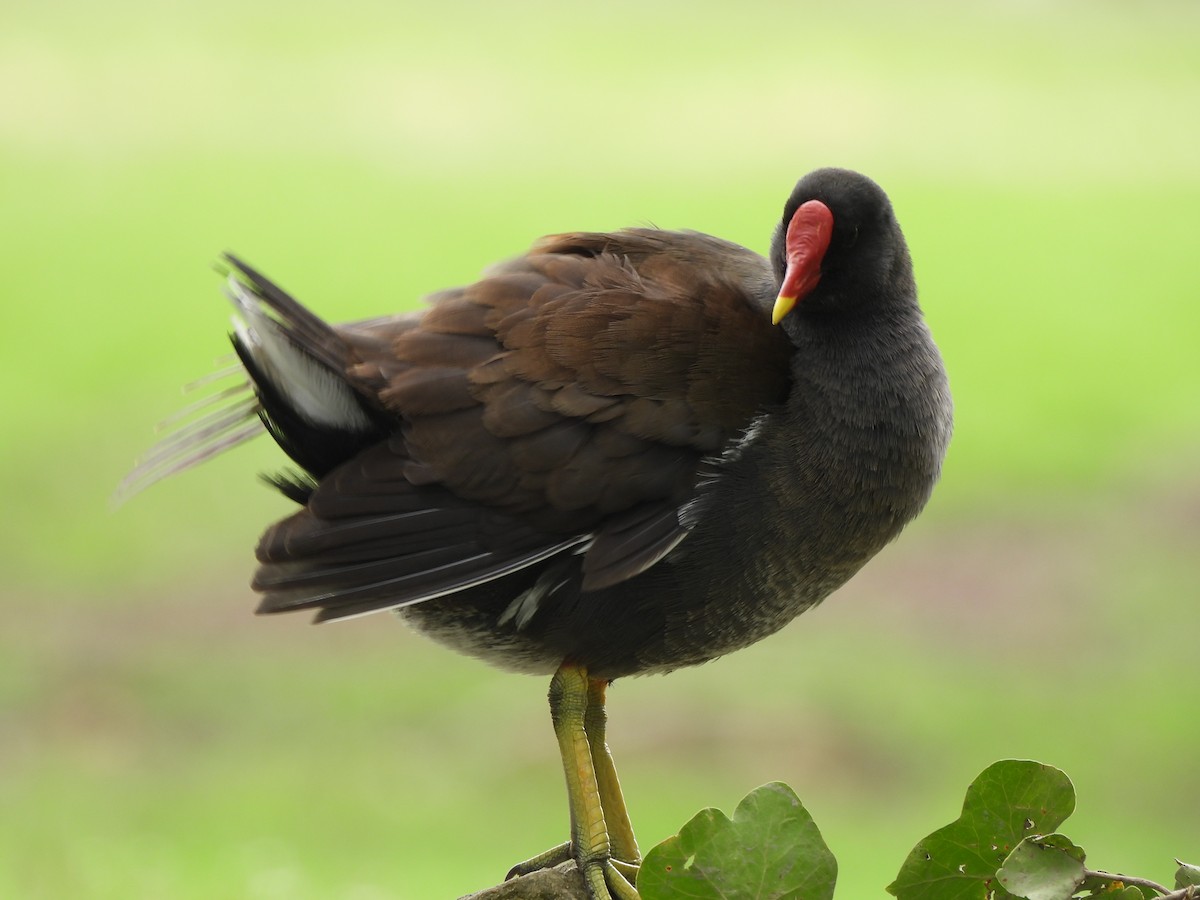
506, 843, 640, 900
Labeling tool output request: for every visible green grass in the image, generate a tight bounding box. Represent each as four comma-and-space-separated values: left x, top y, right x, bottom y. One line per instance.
1, 0, 1198, 897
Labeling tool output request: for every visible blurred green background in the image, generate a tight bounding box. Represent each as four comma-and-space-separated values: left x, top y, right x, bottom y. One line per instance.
2, 0, 1197, 897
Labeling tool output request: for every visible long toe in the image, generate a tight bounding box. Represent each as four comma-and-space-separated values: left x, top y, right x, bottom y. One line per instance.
579, 857, 639, 900
505, 841, 572, 881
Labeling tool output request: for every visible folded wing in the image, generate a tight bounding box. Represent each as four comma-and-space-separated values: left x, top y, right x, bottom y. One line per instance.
128, 231, 792, 621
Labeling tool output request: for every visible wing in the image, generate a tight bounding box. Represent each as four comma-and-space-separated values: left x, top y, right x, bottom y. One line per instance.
129, 232, 793, 621
317, 227, 784, 574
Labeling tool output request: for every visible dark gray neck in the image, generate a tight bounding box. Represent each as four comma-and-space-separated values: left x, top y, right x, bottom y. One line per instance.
776, 303, 950, 520
702, 304, 951, 617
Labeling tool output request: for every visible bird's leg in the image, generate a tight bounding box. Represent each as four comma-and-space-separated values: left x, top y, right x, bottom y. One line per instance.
584, 676, 640, 881
506, 663, 639, 900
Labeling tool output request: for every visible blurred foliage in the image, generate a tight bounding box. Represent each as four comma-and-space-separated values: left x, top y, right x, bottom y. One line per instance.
1, 0, 1197, 898
636, 762, 1191, 900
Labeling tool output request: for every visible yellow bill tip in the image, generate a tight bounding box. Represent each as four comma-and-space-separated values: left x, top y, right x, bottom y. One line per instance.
771, 294, 796, 325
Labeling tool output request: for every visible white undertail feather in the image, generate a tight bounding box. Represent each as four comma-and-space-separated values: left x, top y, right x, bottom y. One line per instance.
115, 271, 368, 505
224, 276, 372, 432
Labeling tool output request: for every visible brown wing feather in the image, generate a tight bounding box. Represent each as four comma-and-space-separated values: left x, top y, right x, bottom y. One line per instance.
393, 230, 790, 509
258, 228, 791, 615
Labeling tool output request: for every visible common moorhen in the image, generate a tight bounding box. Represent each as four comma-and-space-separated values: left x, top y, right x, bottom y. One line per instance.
123, 167, 952, 900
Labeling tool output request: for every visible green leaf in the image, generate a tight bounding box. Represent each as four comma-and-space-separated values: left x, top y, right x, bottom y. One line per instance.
887, 760, 1076, 900
996, 834, 1086, 900
638, 781, 836, 900
1176, 859, 1200, 889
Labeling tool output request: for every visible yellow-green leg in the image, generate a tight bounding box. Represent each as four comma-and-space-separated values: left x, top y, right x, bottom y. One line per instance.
506, 663, 641, 900
585, 677, 640, 878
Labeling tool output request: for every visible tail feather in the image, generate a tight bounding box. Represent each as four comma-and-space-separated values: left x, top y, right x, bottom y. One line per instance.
224, 274, 371, 434
117, 255, 386, 504
224, 254, 354, 378
114, 367, 261, 505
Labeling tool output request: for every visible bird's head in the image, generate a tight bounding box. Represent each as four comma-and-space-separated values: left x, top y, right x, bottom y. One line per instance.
769, 168, 912, 324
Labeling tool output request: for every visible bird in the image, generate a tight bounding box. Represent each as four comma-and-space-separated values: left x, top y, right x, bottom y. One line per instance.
121, 167, 952, 900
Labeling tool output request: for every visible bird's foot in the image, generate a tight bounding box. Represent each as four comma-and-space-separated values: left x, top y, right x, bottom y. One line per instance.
506, 842, 640, 900
581, 856, 640, 900
609, 858, 640, 884
505, 841, 572, 879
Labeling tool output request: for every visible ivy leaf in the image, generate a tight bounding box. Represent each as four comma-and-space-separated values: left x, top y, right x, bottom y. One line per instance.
1176, 860, 1200, 890
887, 760, 1076, 900
995, 834, 1086, 900
638, 781, 836, 900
